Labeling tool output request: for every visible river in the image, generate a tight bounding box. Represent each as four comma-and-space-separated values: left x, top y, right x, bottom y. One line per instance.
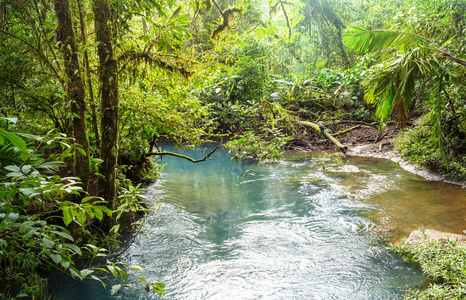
49, 145, 466, 299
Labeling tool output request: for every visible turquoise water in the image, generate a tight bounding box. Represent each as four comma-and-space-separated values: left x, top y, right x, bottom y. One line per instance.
51, 145, 437, 299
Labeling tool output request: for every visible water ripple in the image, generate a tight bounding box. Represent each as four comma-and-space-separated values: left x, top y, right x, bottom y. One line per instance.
49, 148, 427, 300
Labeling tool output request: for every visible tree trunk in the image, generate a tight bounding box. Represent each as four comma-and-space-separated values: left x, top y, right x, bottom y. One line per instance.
77, 0, 101, 156
93, 0, 119, 211
54, 0, 90, 192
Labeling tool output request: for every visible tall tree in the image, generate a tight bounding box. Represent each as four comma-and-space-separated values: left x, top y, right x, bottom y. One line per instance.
93, 0, 119, 211
54, 0, 90, 192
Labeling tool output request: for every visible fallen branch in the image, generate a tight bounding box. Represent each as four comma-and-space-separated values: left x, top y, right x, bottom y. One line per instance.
332, 125, 362, 136
334, 120, 378, 130
374, 132, 388, 143
298, 120, 348, 152
145, 144, 224, 163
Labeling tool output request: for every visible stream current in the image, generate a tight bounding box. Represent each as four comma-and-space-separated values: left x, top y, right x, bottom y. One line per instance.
50, 145, 466, 299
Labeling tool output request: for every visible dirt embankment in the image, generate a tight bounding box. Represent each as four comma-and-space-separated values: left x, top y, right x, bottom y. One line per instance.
287, 121, 399, 154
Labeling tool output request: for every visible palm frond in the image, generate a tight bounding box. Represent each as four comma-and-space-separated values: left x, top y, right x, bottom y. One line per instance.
343, 25, 424, 53
362, 48, 437, 123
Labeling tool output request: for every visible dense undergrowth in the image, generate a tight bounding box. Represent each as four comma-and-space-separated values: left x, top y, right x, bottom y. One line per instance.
396, 116, 466, 181
394, 238, 466, 299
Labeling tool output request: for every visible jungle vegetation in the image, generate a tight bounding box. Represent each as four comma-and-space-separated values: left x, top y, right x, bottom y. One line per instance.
0, 0, 465, 298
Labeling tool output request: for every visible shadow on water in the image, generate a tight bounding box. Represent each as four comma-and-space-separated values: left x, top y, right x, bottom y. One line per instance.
49, 145, 466, 299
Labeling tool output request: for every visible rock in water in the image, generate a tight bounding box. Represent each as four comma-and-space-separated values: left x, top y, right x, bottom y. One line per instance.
406, 229, 466, 245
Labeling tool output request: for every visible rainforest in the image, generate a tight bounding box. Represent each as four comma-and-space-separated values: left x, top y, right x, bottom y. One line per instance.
0, 0, 466, 299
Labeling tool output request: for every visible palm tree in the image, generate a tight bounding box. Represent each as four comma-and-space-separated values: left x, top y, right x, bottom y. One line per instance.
343, 25, 466, 171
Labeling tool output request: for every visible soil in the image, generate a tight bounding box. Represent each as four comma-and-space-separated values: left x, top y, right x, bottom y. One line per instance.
333, 123, 400, 153
286, 121, 401, 154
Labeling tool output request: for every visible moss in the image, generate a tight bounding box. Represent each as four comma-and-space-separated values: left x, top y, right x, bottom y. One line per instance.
211, 7, 243, 40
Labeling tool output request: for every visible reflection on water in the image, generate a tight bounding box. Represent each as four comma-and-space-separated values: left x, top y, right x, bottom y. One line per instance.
50, 146, 466, 299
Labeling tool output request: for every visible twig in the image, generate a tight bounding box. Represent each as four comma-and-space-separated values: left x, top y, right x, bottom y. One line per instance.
109, 224, 144, 260
211, 0, 225, 18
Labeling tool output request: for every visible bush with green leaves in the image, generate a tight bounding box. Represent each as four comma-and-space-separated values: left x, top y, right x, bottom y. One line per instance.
0, 127, 163, 298
395, 116, 466, 180
227, 128, 292, 161
394, 237, 466, 299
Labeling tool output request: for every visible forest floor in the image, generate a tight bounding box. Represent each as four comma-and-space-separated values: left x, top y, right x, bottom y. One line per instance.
287, 121, 400, 154
336, 123, 399, 154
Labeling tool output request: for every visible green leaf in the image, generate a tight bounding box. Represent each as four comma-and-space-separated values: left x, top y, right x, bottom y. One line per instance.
0, 128, 28, 158
93, 206, 104, 221
62, 207, 73, 226
76, 147, 87, 156
91, 158, 104, 164
69, 266, 82, 279
81, 196, 96, 203
110, 224, 120, 234
4, 165, 20, 172
94, 267, 110, 274
110, 284, 122, 295
42, 238, 55, 248
152, 282, 166, 295
76, 210, 87, 226
16, 294, 28, 298
19, 188, 35, 196
63, 243, 82, 255
50, 253, 62, 264
170, 6, 182, 20
91, 275, 106, 288
80, 269, 94, 277
98, 205, 113, 217
61, 261, 70, 269
7, 213, 19, 221
107, 265, 119, 279
84, 205, 95, 218
119, 269, 129, 281
2, 117, 18, 124
343, 25, 423, 53
51, 230, 74, 241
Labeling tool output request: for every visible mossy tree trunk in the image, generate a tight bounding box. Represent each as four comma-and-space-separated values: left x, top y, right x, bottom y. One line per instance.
54, 0, 90, 192
77, 0, 101, 156
93, 0, 119, 211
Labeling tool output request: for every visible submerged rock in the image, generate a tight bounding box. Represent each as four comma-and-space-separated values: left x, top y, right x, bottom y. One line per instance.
406, 229, 466, 245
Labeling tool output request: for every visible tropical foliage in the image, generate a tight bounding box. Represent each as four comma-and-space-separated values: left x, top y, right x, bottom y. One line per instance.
1, 0, 465, 298
394, 237, 466, 299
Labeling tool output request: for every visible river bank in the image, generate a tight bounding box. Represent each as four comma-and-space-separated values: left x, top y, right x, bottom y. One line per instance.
295, 121, 466, 188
